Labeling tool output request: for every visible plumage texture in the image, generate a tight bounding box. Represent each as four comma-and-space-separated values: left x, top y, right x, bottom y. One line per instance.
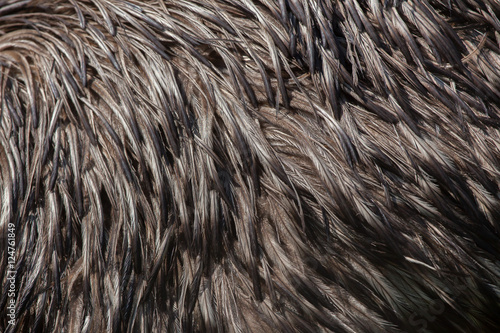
1, 0, 500, 332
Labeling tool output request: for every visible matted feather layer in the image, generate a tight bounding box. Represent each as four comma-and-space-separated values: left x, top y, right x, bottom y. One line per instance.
1, 0, 500, 332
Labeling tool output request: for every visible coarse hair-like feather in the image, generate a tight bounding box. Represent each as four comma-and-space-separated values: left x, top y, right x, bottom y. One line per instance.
1, 0, 500, 332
